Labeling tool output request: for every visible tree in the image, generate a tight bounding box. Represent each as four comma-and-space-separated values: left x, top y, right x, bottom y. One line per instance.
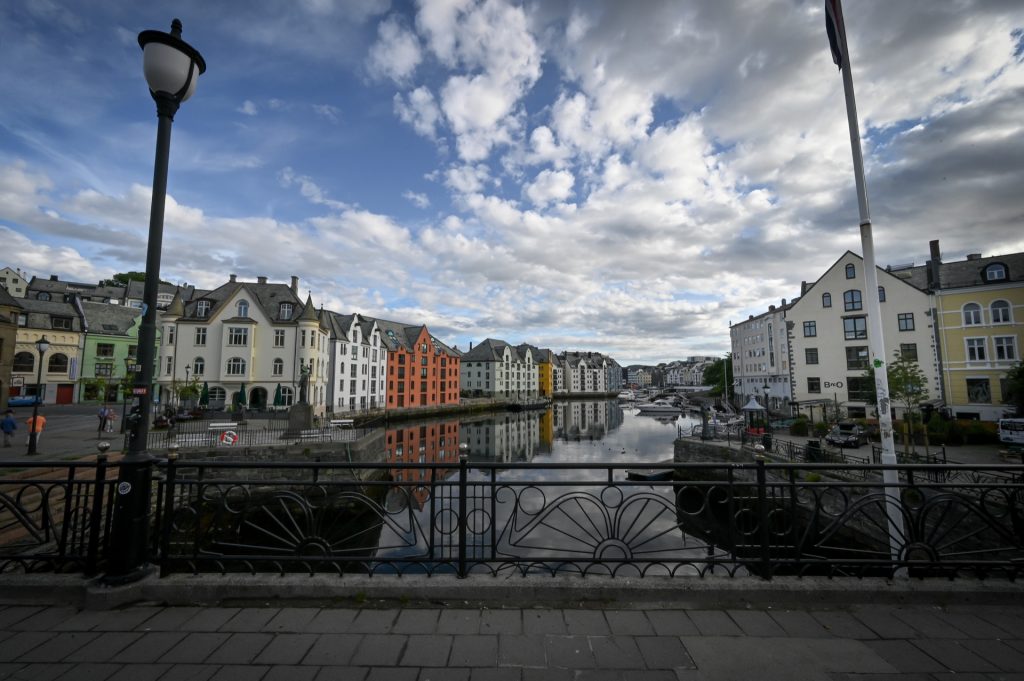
99, 271, 173, 287
704, 356, 733, 400
863, 350, 930, 453
1004, 361, 1024, 416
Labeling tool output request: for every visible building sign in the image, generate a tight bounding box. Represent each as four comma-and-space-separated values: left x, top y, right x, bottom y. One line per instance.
823, 380, 844, 389
11, 377, 24, 387
132, 387, 148, 396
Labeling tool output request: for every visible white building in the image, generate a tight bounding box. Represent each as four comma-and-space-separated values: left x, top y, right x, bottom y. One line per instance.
323, 312, 388, 413
461, 338, 538, 399
558, 351, 610, 394
787, 252, 939, 420
730, 301, 793, 412
156, 275, 330, 416
0, 267, 29, 298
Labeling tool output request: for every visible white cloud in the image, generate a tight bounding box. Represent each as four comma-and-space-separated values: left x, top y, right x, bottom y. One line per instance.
524, 169, 575, 206
238, 100, 258, 116
366, 15, 423, 83
403, 190, 431, 208
279, 167, 350, 211
394, 87, 442, 139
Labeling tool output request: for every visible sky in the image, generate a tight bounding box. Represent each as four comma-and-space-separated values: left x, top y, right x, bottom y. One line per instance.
2, 0, 1023, 366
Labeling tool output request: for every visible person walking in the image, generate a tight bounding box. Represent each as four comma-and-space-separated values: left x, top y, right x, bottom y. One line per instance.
1, 410, 15, 447
105, 408, 116, 432
25, 412, 47, 449
98, 404, 109, 437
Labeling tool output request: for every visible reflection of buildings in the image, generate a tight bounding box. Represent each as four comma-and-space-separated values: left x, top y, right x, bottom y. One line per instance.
552, 400, 624, 440
384, 420, 460, 509
460, 412, 543, 463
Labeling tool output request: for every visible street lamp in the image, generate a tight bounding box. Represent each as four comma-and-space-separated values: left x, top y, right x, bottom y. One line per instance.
26, 336, 50, 455
107, 19, 205, 582
183, 364, 191, 410
762, 384, 772, 435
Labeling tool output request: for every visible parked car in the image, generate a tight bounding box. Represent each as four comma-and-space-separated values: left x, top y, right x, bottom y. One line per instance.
826, 422, 869, 448
7, 395, 41, 407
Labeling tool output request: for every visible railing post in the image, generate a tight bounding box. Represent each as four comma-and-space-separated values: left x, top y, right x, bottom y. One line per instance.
85, 453, 109, 576
458, 453, 468, 578
755, 456, 771, 579
159, 450, 179, 577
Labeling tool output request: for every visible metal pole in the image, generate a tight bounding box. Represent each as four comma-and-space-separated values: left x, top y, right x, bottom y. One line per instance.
27, 343, 46, 455
834, 1, 906, 566
106, 92, 179, 581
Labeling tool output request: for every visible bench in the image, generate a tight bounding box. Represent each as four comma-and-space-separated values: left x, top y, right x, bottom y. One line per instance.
208, 422, 237, 431
329, 419, 354, 429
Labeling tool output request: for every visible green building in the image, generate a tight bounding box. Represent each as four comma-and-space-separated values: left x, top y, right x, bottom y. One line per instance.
78, 302, 142, 404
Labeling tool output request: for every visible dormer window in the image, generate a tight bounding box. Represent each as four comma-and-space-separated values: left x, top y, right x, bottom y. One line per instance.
37, 292, 51, 301
845, 263, 856, 279
237, 300, 249, 317
196, 300, 211, 318
984, 263, 1007, 281
279, 303, 293, 320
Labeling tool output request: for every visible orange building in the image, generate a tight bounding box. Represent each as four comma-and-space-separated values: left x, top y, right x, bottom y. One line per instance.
374, 320, 461, 409
385, 420, 460, 509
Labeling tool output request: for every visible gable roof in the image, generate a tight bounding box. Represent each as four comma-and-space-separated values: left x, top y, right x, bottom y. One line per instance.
179, 279, 304, 323
81, 301, 141, 336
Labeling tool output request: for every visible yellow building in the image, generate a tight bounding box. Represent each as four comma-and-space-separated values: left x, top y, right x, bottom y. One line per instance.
929, 246, 1023, 421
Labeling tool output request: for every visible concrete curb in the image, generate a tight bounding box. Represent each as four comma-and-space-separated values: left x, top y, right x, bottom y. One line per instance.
2, 572, 1022, 610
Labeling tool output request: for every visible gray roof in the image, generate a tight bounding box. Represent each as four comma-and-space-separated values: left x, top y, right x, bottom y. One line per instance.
80, 302, 141, 336
932, 251, 1024, 289
16, 298, 83, 332
178, 279, 305, 323
0, 285, 22, 309
462, 338, 512, 362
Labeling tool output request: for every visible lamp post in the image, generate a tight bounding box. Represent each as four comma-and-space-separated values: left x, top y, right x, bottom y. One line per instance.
107, 19, 205, 582
26, 336, 50, 456
762, 384, 772, 435
183, 364, 191, 410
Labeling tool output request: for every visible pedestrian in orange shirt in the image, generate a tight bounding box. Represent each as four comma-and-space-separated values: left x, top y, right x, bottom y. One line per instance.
25, 413, 47, 449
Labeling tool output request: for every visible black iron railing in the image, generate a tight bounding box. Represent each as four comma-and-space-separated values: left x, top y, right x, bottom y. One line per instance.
3, 457, 1022, 579
152, 457, 1024, 580
0, 456, 116, 575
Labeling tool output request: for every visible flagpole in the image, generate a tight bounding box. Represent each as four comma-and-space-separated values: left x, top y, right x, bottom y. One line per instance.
830, 0, 906, 570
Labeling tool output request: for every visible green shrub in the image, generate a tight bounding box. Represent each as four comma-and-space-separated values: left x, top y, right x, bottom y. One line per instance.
946, 419, 965, 446
790, 419, 809, 436
813, 421, 830, 437
926, 413, 948, 445
964, 420, 998, 445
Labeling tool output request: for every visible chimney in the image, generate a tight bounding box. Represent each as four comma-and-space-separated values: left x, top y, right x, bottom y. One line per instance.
800, 281, 808, 295
926, 239, 942, 290
966, 253, 981, 261
469, 341, 473, 350
781, 298, 787, 307
769, 305, 776, 311
257, 276, 267, 284
50, 274, 58, 281
229, 274, 237, 283
291, 276, 299, 294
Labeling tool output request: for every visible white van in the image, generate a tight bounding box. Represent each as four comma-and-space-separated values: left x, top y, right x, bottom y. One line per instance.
997, 418, 1024, 445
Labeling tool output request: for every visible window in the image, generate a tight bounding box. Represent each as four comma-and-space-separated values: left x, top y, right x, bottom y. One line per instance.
878, 286, 886, 302
196, 300, 211, 318
96, 343, 115, 357
966, 338, 987, 362
273, 358, 284, 376
845, 263, 855, 279
991, 300, 1011, 324
900, 343, 918, 361
165, 357, 173, 375
228, 327, 248, 345
95, 363, 113, 377
822, 293, 832, 308
13, 352, 33, 372
984, 263, 1007, 281
846, 346, 869, 370
274, 329, 285, 347
194, 328, 206, 346
966, 378, 991, 403
963, 303, 982, 326
995, 336, 1017, 361
37, 292, 51, 301
193, 357, 205, 375
279, 303, 293, 320
805, 348, 819, 364
843, 289, 863, 312
209, 386, 226, 403
47, 353, 68, 374
236, 300, 249, 317
280, 386, 294, 406
897, 313, 915, 331
803, 321, 817, 337
843, 316, 867, 340
165, 326, 175, 344
807, 377, 821, 393
350, 364, 357, 378
16, 313, 27, 326
226, 357, 247, 375
847, 376, 874, 402
52, 316, 73, 330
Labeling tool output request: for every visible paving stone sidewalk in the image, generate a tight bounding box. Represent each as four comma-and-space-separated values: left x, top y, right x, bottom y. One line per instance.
2, 602, 1024, 680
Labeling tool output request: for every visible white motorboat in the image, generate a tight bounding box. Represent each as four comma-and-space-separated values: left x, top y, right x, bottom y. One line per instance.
635, 400, 681, 415
617, 390, 636, 401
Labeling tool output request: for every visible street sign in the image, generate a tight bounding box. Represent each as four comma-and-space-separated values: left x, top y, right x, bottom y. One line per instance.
129, 364, 143, 372
132, 387, 148, 396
